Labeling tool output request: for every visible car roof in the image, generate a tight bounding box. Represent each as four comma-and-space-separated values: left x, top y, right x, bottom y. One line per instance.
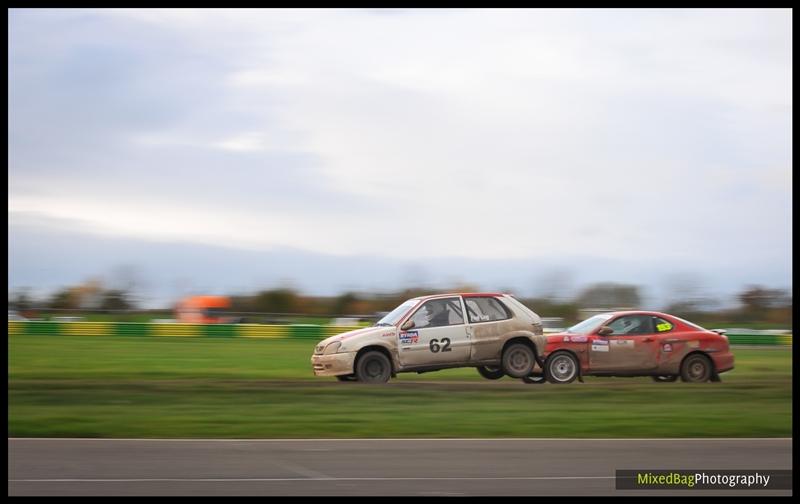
415, 292, 507, 301
594, 310, 673, 318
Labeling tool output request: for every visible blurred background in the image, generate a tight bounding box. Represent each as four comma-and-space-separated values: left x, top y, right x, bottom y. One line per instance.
9, 8, 792, 324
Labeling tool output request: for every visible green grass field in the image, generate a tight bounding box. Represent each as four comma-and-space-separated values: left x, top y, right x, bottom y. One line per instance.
8, 335, 792, 438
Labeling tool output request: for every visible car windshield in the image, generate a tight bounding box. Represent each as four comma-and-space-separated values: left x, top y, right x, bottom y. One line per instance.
375, 299, 419, 326
566, 313, 614, 335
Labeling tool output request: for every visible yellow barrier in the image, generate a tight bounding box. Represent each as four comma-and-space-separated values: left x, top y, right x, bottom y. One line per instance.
62, 322, 113, 336
238, 324, 289, 338
151, 323, 202, 337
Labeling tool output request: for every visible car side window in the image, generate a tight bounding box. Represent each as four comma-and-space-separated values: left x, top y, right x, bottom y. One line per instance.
653, 317, 674, 333
606, 315, 654, 335
465, 297, 511, 323
410, 298, 464, 328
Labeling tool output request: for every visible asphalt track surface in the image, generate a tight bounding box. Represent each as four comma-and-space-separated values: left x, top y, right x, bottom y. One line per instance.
8, 438, 791, 496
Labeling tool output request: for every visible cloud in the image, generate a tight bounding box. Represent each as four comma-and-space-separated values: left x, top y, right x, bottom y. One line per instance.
8, 8, 792, 274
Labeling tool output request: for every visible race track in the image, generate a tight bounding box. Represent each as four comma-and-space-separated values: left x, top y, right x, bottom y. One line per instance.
8, 438, 792, 496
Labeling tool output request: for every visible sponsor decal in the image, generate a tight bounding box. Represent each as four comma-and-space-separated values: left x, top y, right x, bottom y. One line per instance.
382, 332, 395, 338
591, 339, 610, 352
592, 339, 609, 345
565, 335, 588, 343
399, 331, 419, 345
656, 322, 673, 332
563, 335, 570, 342
662, 343, 673, 352
612, 339, 634, 347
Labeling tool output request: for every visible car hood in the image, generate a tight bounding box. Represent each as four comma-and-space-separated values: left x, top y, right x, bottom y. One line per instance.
314, 325, 395, 352
546, 332, 587, 343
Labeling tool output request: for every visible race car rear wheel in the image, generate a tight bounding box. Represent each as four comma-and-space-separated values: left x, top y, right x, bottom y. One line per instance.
476, 366, 505, 380
680, 353, 712, 383
355, 351, 392, 383
652, 375, 678, 383
545, 351, 579, 384
501, 343, 536, 378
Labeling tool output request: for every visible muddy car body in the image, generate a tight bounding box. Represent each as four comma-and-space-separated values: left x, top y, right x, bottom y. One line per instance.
311, 293, 546, 383
538, 311, 735, 384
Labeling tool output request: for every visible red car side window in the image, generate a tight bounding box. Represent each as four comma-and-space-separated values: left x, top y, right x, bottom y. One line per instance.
653, 317, 674, 333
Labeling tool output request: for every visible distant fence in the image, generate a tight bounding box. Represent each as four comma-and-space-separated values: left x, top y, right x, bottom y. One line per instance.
725, 333, 792, 346
6, 321, 792, 346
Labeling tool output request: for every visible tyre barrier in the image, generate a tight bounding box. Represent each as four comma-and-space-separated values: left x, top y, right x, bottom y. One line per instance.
7, 320, 363, 339
6, 321, 792, 345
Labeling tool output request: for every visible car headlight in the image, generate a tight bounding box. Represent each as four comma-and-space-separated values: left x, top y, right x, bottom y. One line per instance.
323, 341, 342, 355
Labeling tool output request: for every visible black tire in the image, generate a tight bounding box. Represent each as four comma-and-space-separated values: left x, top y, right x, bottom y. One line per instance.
545, 351, 579, 384
652, 375, 678, 383
355, 351, 392, 383
522, 373, 546, 384
476, 366, 505, 380
501, 343, 536, 378
336, 374, 357, 382
680, 353, 713, 383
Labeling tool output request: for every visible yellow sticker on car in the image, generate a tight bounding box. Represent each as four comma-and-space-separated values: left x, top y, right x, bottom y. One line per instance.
656, 322, 672, 332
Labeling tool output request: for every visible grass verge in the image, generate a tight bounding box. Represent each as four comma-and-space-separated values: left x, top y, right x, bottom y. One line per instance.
8, 335, 792, 438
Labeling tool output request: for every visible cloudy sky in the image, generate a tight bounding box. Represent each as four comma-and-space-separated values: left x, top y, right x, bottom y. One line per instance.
8, 8, 792, 307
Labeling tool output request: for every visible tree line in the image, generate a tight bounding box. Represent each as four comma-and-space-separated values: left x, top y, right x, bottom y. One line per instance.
8, 281, 792, 327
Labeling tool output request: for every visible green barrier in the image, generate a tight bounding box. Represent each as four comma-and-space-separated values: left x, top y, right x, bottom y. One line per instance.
115, 323, 150, 337
8, 321, 331, 339
727, 334, 785, 346
203, 324, 237, 338
24, 321, 61, 336
289, 324, 325, 339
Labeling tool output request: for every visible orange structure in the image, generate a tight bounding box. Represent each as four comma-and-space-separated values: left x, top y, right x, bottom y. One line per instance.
175, 296, 232, 324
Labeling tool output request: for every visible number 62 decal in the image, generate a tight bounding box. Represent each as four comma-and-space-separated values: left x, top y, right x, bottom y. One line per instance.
429, 338, 451, 353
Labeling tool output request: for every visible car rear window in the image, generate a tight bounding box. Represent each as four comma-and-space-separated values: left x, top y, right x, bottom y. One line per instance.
671, 315, 706, 331
465, 297, 511, 323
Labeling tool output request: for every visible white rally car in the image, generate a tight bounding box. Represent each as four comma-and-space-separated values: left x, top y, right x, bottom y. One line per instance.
311, 292, 546, 383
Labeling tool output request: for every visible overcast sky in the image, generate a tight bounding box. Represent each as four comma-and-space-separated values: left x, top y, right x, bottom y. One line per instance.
8, 8, 792, 306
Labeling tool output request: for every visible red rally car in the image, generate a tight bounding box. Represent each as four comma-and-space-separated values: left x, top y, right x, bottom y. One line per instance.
531, 311, 735, 384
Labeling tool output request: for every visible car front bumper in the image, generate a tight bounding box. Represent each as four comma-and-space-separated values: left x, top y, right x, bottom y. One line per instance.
311, 351, 357, 377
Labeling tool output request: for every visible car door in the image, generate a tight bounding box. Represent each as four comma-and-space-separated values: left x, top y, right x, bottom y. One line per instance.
589, 314, 660, 372
463, 295, 516, 363
397, 297, 470, 367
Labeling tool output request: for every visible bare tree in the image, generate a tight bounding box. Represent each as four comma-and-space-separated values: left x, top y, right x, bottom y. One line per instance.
576, 283, 641, 309
532, 269, 574, 301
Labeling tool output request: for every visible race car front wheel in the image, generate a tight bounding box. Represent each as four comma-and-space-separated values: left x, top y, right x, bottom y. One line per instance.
355, 351, 392, 383
680, 354, 713, 383
545, 351, 579, 384
476, 366, 505, 380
